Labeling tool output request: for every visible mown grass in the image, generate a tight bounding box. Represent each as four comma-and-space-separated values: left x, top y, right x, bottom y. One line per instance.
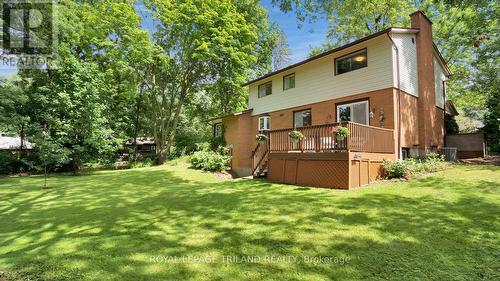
0, 162, 499, 280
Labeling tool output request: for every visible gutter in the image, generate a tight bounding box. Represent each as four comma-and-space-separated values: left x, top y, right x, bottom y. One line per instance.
387, 32, 402, 159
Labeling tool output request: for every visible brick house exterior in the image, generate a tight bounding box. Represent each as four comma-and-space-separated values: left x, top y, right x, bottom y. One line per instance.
210, 11, 452, 189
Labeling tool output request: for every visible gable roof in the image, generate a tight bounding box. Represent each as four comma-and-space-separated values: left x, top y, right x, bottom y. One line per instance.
242, 27, 451, 86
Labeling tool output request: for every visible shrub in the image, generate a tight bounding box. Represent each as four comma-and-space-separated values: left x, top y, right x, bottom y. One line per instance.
383, 153, 448, 179
195, 142, 211, 152
130, 158, 154, 169
383, 159, 411, 179
188, 150, 230, 172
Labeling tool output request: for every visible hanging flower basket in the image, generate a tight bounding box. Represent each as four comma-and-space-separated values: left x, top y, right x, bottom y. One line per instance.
332, 126, 350, 141
255, 134, 268, 144
288, 130, 304, 143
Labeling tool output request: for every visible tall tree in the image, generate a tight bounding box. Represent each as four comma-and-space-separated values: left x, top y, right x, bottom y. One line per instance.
143, 0, 275, 163
271, 24, 292, 71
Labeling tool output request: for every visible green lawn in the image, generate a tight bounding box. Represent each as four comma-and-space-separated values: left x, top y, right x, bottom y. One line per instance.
1, 163, 499, 281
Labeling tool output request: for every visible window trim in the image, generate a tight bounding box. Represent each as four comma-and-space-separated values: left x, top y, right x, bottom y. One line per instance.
258, 116, 271, 131
283, 73, 295, 91
334, 48, 368, 76
258, 81, 272, 98
335, 99, 370, 125
292, 108, 312, 128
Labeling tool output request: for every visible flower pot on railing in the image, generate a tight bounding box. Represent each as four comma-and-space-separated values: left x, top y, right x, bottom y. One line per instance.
288, 130, 304, 144
331, 126, 350, 141
255, 134, 268, 144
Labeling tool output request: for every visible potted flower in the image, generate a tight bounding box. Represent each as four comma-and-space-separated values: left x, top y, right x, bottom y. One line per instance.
288, 130, 304, 143
255, 134, 268, 144
332, 126, 350, 141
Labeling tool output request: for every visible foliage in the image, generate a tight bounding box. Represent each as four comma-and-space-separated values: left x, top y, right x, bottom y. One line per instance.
288, 130, 304, 141
0, 152, 22, 174
256, 134, 269, 143
383, 153, 448, 179
332, 126, 350, 138
129, 158, 155, 169
188, 150, 231, 172
141, 0, 275, 163
445, 114, 460, 134
1, 0, 275, 171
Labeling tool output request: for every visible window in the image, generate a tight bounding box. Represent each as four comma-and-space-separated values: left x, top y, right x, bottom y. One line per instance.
335, 49, 368, 75
293, 109, 312, 128
258, 116, 271, 131
336, 100, 369, 125
214, 123, 223, 137
258, 82, 272, 98
283, 73, 295, 90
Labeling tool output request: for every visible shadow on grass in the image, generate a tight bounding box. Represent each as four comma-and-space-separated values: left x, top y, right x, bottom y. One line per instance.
0, 165, 499, 280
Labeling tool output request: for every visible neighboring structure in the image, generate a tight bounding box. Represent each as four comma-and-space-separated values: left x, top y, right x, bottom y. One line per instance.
210, 11, 452, 189
446, 133, 486, 159
0, 133, 33, 152
124, 137, 156, 154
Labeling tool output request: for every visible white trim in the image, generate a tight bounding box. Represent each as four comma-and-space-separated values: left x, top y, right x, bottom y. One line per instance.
336, 100, 369, 124
258, 116, 271, 131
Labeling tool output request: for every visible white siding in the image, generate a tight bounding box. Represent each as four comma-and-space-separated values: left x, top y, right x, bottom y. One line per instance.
434, 57, 446, 108
390, 32, 418, 96
247, 36, 394, 115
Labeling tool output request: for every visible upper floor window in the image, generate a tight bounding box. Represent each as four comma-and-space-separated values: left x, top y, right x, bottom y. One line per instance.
336, 100, 369, 125
258, 116, 271, 131
283, 73, 295, 90
214, 123, 223, 137
335, 49, 368, 75
293, 109, 312, 128
258, 82, 272, 98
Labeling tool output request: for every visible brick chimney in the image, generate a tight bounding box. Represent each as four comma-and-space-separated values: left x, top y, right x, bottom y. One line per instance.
411, 11, 438, 154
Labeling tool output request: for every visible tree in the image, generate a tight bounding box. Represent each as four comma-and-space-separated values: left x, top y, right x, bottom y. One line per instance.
271, 24, 292, 71
0, 75, 31, 157
143, 0, 275, 163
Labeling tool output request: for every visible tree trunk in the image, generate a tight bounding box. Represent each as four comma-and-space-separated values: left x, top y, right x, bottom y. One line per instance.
18, 124, 25, 160
133, 95, 141, 161
161, 87, 188, 164
44, 165, 47, 189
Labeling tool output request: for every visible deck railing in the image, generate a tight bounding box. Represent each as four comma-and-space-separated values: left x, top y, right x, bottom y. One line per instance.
267, 122, 394, 154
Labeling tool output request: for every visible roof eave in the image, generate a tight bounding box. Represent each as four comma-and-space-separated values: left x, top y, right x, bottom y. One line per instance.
241, 27, 409, 87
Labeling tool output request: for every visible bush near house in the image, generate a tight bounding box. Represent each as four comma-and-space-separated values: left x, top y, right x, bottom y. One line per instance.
188, 150, 231, 172
383, 153, 448, 179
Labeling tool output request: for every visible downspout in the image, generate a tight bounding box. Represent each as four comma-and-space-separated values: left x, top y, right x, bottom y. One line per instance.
387, 32, 402, 159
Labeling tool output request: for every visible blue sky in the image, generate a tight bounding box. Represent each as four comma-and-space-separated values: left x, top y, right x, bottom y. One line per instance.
0, 1, 328, 78
261, 0, 329, 64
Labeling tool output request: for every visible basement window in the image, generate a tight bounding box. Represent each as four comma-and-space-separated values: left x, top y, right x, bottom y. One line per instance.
335, 49, 368, 75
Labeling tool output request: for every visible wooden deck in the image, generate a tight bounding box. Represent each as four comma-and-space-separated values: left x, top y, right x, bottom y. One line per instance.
252, 122, 396, 189
267, 122, 394, 154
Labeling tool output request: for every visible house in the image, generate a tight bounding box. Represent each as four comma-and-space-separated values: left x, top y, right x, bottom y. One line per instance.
210, 11, 452, 189
124, 137, 156, 154
0, 133, 33, 152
